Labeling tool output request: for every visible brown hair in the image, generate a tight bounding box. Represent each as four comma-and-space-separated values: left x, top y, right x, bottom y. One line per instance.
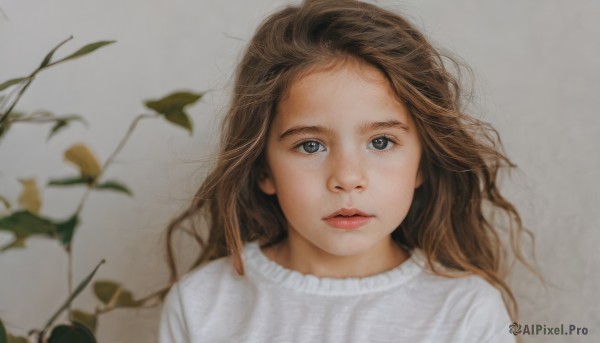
164, 0, 539, 321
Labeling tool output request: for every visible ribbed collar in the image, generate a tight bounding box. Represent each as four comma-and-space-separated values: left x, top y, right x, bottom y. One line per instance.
244, 241, 426, 296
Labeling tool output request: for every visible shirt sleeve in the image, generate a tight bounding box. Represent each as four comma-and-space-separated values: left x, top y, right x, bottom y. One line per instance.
158, 282, 190, 343
464, 286, 517, 343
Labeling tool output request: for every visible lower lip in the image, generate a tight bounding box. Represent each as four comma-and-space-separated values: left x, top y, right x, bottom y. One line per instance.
324, 216, 373, 230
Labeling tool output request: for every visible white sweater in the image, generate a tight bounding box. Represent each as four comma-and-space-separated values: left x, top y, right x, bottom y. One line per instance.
159, 241, 516, 343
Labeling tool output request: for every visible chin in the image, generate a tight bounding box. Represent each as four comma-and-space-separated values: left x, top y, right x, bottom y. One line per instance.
317, 240, 375, 257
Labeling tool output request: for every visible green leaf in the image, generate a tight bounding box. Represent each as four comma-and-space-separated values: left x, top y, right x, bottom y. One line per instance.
0, 78, 26, 92
165, 111, 192, 134
40, 36, 73, 69
53, 41, 115, 65
95, 180, 132, 196
47, 323, 96, 343
55, 214, 79, 246
48, 120, 68, 140
0, 210, 59, 252
72, 260, 106, 305
144, 92, 203, 113
93, 281, 117, 304
144, 91, 203, 134
43, 260, 105, 335
0, 123, 9, 141
48, 176, 93, 187
47, 115, 88, 141
0, 210, 57, 238
0, 211, 81, 252
93, 280, 144, 308
0, 320, 28, 343
70, 310, 97, 334
0, 319, 6, 343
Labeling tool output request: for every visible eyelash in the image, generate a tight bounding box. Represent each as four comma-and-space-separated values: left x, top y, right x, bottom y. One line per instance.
294, 135, 399, 154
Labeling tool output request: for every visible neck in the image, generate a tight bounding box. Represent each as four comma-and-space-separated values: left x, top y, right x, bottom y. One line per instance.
262, 233, 409, 278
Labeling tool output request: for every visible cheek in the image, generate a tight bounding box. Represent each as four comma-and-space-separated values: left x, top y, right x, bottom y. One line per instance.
367, 152, 421, 198
269, 158, 325, 218
274, 163, 320, 201
369, 147, 421, 177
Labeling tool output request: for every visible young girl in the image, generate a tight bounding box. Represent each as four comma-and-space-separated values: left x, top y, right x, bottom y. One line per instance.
160, 1, 535, 342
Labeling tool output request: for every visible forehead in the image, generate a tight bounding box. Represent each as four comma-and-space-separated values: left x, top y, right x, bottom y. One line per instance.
274, 59, 414, 129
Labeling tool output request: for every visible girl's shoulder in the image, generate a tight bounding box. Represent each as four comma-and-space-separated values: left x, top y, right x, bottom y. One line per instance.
412, 253, 506, 303
408, 250, 510, 318
169, 241, 268, 301
159, 251, 254, 342
174, 253, 244, 297
408, 259, 513, 341
160, 250, 253, 328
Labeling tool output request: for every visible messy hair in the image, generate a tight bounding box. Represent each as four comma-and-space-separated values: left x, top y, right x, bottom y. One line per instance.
165, 0, 537, 321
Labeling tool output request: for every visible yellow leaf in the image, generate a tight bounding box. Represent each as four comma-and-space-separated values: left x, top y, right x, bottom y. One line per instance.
64, 143, 101, 178
70, 309, 98, 333
17, 178, 42, 214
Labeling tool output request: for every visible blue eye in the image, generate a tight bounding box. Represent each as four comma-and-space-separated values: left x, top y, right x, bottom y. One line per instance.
297, 140, 324, 154
369, 136, 394, 150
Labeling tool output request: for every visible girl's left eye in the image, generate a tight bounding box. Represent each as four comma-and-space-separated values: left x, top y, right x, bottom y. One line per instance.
369, 136, 395, 150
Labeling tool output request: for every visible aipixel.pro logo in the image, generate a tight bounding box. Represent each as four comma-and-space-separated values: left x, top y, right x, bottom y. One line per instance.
509, 322, 589, 336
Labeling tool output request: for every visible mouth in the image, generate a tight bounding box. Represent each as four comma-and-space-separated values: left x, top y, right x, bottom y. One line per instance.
323, 208, 374, 230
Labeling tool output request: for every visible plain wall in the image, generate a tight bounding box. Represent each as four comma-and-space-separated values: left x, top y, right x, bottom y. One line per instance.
1, 0, 598, 342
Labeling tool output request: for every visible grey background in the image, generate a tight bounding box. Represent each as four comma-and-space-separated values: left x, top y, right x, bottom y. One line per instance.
0, 0, 598, 342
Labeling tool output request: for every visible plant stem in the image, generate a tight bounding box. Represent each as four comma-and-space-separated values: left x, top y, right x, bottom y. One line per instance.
41, 259, 105, 340
0, 36, 72, 126
0, 76, 34, 126
67, 113, 157, 316
12, 111, 55, 122
102, 113, 157, 173
94, 285, 170, 315
67, 245, 73, 316
73, 113, 157, 216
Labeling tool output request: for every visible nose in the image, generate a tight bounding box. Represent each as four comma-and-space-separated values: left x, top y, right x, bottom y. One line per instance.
326, 150, 367, 193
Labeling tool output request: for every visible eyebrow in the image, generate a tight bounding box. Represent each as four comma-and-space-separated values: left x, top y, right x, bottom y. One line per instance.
278, 119, 410, 141
360, 120, 410, 135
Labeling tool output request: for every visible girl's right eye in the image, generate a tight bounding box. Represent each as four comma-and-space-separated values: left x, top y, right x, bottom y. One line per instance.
296, 140, 325, 154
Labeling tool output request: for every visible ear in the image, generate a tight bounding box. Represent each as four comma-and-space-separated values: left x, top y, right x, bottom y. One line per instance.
258, 168, 277, 195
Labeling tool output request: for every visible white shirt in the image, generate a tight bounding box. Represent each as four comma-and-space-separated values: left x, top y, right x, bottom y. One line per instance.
159, 241, 516, 343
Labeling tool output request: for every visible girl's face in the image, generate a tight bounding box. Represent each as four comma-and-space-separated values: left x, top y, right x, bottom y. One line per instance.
259, 60, 423, 273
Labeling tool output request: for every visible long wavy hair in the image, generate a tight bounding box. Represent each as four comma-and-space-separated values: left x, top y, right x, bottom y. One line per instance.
164, 0, 538, 321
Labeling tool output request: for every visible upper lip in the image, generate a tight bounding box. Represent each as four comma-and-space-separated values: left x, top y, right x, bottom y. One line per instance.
323, 208, 373, 219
